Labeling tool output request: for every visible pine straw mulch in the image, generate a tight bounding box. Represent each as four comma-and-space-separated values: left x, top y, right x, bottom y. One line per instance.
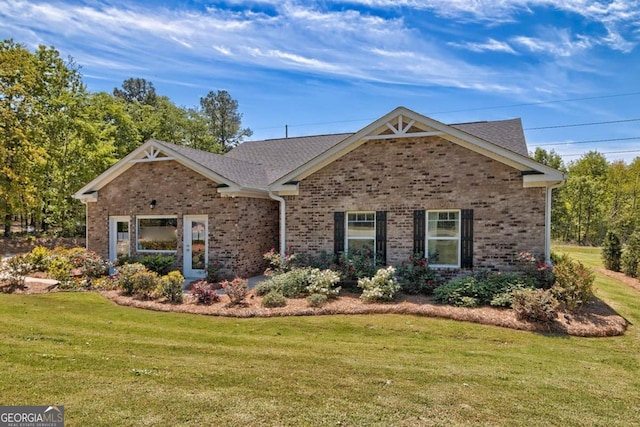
2, 278, 631, 338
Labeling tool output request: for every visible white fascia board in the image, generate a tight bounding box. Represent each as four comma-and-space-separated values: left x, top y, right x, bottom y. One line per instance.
523, 174, 566, 188
270, 183, 300, 196
217, 186, 271, 199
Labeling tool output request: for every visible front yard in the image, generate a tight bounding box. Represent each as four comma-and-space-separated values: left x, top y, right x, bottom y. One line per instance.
0, 245, 639, 426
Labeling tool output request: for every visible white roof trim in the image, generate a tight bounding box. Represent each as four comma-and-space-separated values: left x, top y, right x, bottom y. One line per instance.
269, 106, 565, 188
72, 140, 260, 200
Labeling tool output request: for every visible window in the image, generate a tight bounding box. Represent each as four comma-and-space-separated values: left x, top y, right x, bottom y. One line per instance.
347, 212, 375, 255
137, 216, 178, 252
109, 216, 130, 262
427, 210, 460, 267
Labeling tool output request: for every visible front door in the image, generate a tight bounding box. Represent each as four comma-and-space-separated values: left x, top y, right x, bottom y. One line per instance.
183, 215, 208, 278
109, 216, 130, 263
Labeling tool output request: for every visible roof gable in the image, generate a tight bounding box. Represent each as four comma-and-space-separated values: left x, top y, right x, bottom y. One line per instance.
269, 106, 565, 190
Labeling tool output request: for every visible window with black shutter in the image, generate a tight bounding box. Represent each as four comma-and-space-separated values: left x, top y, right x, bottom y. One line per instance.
460, 209, 474, 268
375, 211, 387, 264
413, 210, 426, 256
334, 211, 345, 255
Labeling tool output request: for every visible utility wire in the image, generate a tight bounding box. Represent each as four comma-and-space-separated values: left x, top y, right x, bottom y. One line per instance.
535, 136, 640, 147
525, 118, 640, 130
562, 149, 640, 158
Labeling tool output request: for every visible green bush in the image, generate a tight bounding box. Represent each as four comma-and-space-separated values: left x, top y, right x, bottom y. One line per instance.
131, 270, 161, 298
337, 249, 380, 281
25, 246, 52, 272
158, 271, 184, 303
512, 288, 558, 323
258, 268, 314, 298
601, 230, 622, 272
515, 251, 554, 289
48, 255, 73, 282
114, 263, 148, 295
68, 249, 110, 278
358, 266, 400, 303
621, 231, 640, 278
222, 277, 249, 305
262, 291, 287, 308
395, 254, 438, 295
433, 272, 533, 308
191, 280, 220, 305
263, 248, 299, 275
136, 254, 176, 275
205, 260, 223, 283
551, 255, 595, 312
307, 293, 328, 307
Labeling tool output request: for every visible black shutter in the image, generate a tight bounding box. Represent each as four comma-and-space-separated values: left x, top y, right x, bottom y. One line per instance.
413, 210, 426, 256
334, 212, 345, 255
461, 209, 474, 268
375, 211, 387, 264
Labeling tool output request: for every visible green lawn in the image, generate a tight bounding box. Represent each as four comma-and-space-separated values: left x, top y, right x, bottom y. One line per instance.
1, 246, 639, 426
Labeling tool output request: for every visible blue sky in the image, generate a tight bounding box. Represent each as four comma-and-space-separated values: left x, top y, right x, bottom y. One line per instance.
2, 0, 640, 164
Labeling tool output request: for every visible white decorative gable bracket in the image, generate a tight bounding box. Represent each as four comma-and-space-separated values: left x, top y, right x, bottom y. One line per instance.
130, 145, 175, 163
365, 114, 444, 141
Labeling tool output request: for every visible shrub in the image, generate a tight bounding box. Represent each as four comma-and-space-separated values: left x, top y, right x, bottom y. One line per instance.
433, 272, 532, 308
306, 268, 341, 298
158, 271, 184, 303
551, 255, 595, 312
114, 263, 148, 295
512, 288, 558, 323
621, 231, 640, 278
515, 251, 554, 289
205, 260, 224, 283
191, 280, 220, 305
601, 230, 622, 272
26, 246, 51, 272
337, 249, 380, 281
358, 266, 400, 303
222, 277, 249, 305
131, 270, 161, 298
257, 268, 312, 298
136, 254, 176, 275
264, 248, 298, 275
1, 254, 32, 288
68, 249, 110, 278
48, 255, 73, 282
262, 291, 287, 308
395, 254, 437, 295
307, 293, 328, 307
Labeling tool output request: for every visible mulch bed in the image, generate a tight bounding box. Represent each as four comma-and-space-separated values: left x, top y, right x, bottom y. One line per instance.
2, 277, 632, 338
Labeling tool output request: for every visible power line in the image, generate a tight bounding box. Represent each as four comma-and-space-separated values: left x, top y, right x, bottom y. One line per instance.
251, 90, 640, 132
535, 136, 640, 147
562, 149, 640, 158
525, 118, 640, 130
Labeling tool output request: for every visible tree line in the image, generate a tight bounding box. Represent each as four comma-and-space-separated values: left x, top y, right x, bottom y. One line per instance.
1, 40, 252, 236
533, 148, 640, 246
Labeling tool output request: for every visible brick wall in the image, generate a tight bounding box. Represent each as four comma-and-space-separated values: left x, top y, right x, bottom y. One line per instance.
285, 136, 546, 271
86, 160, 278, 278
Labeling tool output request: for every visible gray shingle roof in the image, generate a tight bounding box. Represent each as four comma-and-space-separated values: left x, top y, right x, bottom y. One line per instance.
451, 118, 528, 156
154, 118, 529, 188
226, 133, 352, 182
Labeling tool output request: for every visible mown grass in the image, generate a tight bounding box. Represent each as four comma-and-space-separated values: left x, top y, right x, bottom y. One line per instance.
1, 246, 639, 426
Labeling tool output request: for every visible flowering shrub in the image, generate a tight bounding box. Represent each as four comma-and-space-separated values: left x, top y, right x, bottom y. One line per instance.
512, 288, 558, 323
263, 247, 299, 275
433, 272, 532, 308
191, 280, 220, 305
222, 277, 249, 305
158, 271, 184, 303
68, 249, 110, 279
130, 270, 161, 298
255, 268, 311, 297
551, 255, 594, 312
358, 266, 400, 303
395, 254, 437, 295
516, 251, 554, 289
1, 254, 32, 288
113, 263, 148, 295
306, 268, 341, 298
337, 249, 379, 281
25, 246, 51, 272
262, 290, 287, 308
47, 255, 73, 283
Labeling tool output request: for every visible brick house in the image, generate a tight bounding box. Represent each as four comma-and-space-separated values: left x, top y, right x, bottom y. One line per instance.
73, 107, 565, 278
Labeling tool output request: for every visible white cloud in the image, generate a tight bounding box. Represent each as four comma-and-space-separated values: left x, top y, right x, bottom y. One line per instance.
449, 38, 517, 54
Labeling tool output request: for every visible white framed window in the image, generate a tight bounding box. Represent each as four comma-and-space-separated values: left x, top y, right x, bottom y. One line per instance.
427, 210, 460, 267
346, 212, 376, 255
136, 215, 178, 253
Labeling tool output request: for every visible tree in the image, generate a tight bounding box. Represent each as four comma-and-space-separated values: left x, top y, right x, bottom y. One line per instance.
113, 78, 157, 106
602, 230, 622, 272
199, 90, 252, 152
